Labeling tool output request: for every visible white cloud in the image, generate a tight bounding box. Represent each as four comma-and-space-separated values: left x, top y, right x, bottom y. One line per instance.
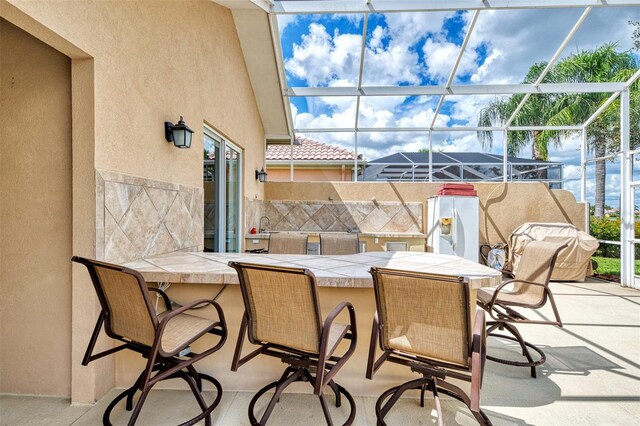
285, 23, 362, 86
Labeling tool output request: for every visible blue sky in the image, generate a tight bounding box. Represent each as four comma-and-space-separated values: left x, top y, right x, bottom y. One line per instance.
277, 6, 640, 207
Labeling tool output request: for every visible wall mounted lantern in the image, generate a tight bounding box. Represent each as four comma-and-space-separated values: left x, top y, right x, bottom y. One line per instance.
165, 116, 194, 149
255, 168, 268, 183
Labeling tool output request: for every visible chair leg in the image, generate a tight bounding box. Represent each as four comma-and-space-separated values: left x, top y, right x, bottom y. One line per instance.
328, 379, 342, 407
376, 377, 426, 422
375, 376, 493, 426
127, 386, 151, 426
247, 367, 304, 425
486, 322, 546, 378
248, 366, 355, 426
186, 364, 203, 392
435, 379, 493, 426
430, 378, 444, 426
318, 392, 334, 426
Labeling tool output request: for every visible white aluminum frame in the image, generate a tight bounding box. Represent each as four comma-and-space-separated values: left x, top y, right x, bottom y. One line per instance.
264, 0, 639, 286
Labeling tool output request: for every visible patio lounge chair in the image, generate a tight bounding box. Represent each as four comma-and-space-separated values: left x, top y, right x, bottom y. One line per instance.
367, 267, 490, 426
476, 240, 567, 378
320, 232, 360, 255
72, 256, 227, 426
267, 232, 309, 254
228, 261, 357, 425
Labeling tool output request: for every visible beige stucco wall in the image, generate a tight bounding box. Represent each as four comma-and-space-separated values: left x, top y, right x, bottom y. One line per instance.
0, 19, 72, 396
265, 182, 587, 243
1, 0, 268, 401
267, 166, 354, 182
4, 0, 265, 198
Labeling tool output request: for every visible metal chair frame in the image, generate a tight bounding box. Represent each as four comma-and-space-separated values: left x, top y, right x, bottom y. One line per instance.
477, 243, 567, 378
229, 261, 357, 426
367, 267, 491, 426
73, 256, 228, 426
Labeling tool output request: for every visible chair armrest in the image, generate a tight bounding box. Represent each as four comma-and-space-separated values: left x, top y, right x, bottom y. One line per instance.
148, 287, 172, 312
470, 310, 486, 412
315, 301, 357, 395
321, 301, 357, 358
487, 279, 547, 312
158, 298, 226, 329
471, 309, 486, 354
154, 298, 227, 358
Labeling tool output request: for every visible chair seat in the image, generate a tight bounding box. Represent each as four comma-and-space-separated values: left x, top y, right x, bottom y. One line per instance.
477, 286, 541, 307
158, 311, 216, 354
327, 323, 349, 355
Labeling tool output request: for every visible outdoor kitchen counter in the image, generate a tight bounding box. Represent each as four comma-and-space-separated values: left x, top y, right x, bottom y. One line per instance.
123, 251, 500, 288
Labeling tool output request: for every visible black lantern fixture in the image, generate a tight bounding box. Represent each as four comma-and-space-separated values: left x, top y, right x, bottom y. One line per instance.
255, 168, 268, 183
165, 116, 194, 149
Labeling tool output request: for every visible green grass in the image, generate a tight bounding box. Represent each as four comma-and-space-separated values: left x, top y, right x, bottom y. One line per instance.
591, 256, 640, 276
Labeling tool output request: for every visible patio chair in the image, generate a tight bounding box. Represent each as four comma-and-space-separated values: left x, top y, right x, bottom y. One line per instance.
228, 261, 357, 425
476, 241, 567, 378
72, 256, 227, 426
319, 232, 360, 255
267, 232, 308, 254
367, 267, 490, 426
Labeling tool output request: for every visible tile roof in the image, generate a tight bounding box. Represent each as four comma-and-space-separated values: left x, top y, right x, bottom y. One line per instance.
266, 136, 357, 161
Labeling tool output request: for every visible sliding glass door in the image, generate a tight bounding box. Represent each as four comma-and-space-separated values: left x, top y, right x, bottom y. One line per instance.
204, 128, 242, 252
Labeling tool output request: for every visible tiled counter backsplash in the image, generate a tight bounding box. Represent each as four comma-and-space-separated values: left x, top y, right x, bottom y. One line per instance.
247, 199, 423, 234
97, 170, 203, 263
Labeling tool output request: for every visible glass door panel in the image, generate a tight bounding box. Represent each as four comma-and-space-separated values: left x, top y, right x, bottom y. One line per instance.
203, 135, 220, 252
225, 144, 241, 252
203, 129, 242, 253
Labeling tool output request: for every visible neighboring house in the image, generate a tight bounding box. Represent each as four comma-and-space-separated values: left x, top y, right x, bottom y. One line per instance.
360, 152, 563, 188
266, 136, 362, 182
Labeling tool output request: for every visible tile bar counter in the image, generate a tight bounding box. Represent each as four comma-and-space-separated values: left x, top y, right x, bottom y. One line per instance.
123, 251, 501, 288
119, 251, 501, 396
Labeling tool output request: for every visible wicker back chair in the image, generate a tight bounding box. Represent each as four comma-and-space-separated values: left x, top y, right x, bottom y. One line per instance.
229, 262, 357, 425
267, 232, 309, 254
73, 256, 227, 426
477, 240, 567, 378
368, 267, 490, 426
319, 233, 360, 255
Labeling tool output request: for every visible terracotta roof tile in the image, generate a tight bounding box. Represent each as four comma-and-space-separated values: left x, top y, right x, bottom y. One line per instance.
266, 136, 356, 161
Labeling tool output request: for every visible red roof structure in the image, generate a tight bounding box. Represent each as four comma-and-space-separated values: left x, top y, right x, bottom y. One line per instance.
266, 136, 357, 161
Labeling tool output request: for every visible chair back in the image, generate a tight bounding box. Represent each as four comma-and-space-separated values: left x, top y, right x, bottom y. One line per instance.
268, 233, 308, 254
512, 241, 566, 306
320, 233, 359, 255
229, 262, 323, 353
370, 267, 471, 367
72, 256, 158, 347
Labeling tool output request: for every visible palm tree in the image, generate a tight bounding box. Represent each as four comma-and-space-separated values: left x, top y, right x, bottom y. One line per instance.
477, 44, 638, 218
478, 63, 558, 162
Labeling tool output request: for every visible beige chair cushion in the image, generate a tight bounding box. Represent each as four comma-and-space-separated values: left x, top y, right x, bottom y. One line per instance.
376, 272, 469, 366
320, 233, 359, 255
477, 286, 542, 307
268, 233, 308, 254
157, 311, 216, 355
95, 266, 157, 347
481, 240, 564, 308
241, 266, 321, 353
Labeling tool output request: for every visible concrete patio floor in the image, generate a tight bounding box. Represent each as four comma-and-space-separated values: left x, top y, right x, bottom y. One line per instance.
2, 278, 639, 425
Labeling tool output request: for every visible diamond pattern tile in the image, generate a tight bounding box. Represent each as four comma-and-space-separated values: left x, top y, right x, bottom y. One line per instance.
98, 171, 203, 263
261, 200, 423, 234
